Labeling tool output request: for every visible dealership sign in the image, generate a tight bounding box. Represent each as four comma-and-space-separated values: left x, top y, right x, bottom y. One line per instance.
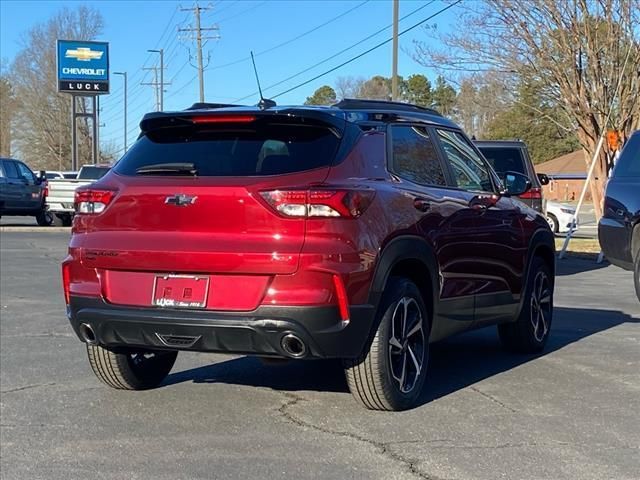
57, 40, 109, 94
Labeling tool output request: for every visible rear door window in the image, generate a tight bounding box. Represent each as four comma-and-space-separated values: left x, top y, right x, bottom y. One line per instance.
613, 133, 640, 177
115, 123, 340, 177
3, 161, 20, 179
390, 125, 447, 186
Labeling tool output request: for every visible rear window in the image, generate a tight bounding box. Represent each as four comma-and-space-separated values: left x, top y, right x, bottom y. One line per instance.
612, 132, 640, 177
114, 123, 340, 176
476, 146, 526, 176
78, 167, 110, 180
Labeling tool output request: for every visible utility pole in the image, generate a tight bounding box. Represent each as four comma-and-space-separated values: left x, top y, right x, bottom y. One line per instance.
179, 3, 219, 102
147, 49, 164, 110
114, 71, 128, 151
142, 66, 159, 110
391, 0, 399, 101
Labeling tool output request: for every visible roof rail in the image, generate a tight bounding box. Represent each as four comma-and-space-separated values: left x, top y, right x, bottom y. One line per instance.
333, 98, 442, 117
185, 102, 243, 110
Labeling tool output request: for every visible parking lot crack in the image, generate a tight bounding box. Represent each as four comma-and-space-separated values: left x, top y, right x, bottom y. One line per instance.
1, 382, 56, 394
277, 392, 446, 480
468, 386, 517, 413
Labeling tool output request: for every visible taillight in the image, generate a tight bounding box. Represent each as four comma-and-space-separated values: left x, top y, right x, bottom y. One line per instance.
192, 115, 256, 124
74, 189, 116, 214
62, 262, 71, 304
260, 189, 375, 218
519, 187, 542, 199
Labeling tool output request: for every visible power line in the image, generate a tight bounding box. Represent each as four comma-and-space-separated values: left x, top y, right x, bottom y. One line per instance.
209, 0, 371, 72
233, 0, 437, 103
271, 1, 460, 100
215, 0, 268, 24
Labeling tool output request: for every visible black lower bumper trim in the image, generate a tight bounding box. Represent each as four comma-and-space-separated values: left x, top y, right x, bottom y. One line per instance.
68, 296, 376, 359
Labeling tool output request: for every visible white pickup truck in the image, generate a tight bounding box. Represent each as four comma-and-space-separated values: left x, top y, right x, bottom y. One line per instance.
47, 164, 111, 226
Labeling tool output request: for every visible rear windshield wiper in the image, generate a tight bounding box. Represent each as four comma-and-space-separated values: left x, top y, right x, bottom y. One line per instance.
135, 163, 198, 176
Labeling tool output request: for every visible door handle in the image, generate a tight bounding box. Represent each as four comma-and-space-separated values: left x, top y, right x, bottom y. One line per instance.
413, 198, 431, 212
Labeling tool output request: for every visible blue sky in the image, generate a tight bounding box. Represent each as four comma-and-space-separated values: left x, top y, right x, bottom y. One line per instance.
0, 0, 459, 156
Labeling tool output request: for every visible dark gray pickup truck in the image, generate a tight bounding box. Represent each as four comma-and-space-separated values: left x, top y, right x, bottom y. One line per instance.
0, 157, 51, 225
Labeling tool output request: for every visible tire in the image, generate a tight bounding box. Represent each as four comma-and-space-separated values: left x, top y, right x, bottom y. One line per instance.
53, 214, 73, 227
498, 256, 553, 353
86, 345, 177, 390
35, 210, 53, 226
546, 213, 559, 233
634, 253, 640, 303
344, 277, 429, 411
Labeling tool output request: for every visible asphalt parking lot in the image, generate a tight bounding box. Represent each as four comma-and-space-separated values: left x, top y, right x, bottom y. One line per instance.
1, 230, 638, 480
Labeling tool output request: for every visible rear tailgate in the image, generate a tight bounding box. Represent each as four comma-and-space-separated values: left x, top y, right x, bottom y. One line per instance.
71, 111, 345, 309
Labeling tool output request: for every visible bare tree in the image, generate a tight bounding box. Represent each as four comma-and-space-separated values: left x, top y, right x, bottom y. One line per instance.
9, 6, 104, 170
335, 76, 366, 99
0, 73, 15, 157
414, 0, 640, 217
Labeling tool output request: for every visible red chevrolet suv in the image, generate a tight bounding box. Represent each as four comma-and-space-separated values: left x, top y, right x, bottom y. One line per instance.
62, 99, 555, 411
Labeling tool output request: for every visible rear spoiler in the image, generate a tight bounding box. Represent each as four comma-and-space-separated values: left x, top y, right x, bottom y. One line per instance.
139, 108, 347, 138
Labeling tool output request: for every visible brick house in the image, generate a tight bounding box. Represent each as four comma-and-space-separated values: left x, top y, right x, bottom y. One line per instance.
535, 151, 591, 202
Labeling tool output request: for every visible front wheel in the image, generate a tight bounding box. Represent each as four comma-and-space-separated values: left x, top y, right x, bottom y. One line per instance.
498, 256, 553, 353
86, 345, 177, 390
53, 213, 73, 227
344, 277, 429, 411
546, 213, 559, 233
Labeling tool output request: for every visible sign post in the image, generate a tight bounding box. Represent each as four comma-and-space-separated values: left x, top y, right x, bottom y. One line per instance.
57, 40, 109, 170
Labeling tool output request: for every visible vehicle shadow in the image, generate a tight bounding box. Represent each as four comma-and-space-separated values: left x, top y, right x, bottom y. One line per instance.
555, 256, 609, 275
163, 306, 638, 405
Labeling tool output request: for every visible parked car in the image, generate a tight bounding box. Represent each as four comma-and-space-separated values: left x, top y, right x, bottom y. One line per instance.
546, 200, 578, 234
599, 130, 640, 302
47, 164, 111, 226
474, 140, 549, 213
62, 99, 556, 411
0, 157, 52, 225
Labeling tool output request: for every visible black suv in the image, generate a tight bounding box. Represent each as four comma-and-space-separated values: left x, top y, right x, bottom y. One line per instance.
475, 140, 548, 213
599, 130, 640, 301
0, 158, 51, 225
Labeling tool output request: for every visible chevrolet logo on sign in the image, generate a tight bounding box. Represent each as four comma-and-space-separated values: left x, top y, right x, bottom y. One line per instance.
65, 47, 104, 62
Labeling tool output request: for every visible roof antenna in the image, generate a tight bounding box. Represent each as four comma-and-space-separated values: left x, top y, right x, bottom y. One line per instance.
250, 51, 276, 110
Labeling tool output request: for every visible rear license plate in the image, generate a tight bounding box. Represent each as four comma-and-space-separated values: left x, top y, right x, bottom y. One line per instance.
152, 275, 209, 308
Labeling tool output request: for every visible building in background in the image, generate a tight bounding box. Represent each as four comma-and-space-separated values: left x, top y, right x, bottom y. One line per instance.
535, 150, 590, 202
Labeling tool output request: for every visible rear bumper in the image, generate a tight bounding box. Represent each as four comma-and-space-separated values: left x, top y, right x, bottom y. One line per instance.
598, 218, 633, 270
68, 296, 376, 359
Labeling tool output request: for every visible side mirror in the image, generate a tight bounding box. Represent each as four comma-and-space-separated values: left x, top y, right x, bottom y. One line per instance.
501, 171, 531, 197
37, 170, 47, 184
537, 173, 550, 186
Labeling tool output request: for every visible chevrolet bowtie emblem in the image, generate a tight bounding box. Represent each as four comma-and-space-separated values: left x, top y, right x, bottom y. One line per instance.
65, 47, 104, 62
165, 194, 197, 206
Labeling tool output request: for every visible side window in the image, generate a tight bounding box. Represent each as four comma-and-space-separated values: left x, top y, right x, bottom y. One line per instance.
16, 162, 35, 184
436, 129, 493, 192
3, 161, 20, 179
390, 125, 446, 186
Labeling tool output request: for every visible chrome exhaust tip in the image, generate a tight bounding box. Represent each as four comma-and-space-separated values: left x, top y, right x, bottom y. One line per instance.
79, 323, 97, 345
280, 333, 307, 358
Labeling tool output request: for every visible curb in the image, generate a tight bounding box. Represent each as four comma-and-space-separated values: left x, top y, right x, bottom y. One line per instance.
0, 227, 71, 233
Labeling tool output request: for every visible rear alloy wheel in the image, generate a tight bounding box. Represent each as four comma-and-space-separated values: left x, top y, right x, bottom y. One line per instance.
344, 277, 429, 411
35, 210, 53, 226
86, 345, 177, 390
546, 213, 559, 233
498, 256, 553, 353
